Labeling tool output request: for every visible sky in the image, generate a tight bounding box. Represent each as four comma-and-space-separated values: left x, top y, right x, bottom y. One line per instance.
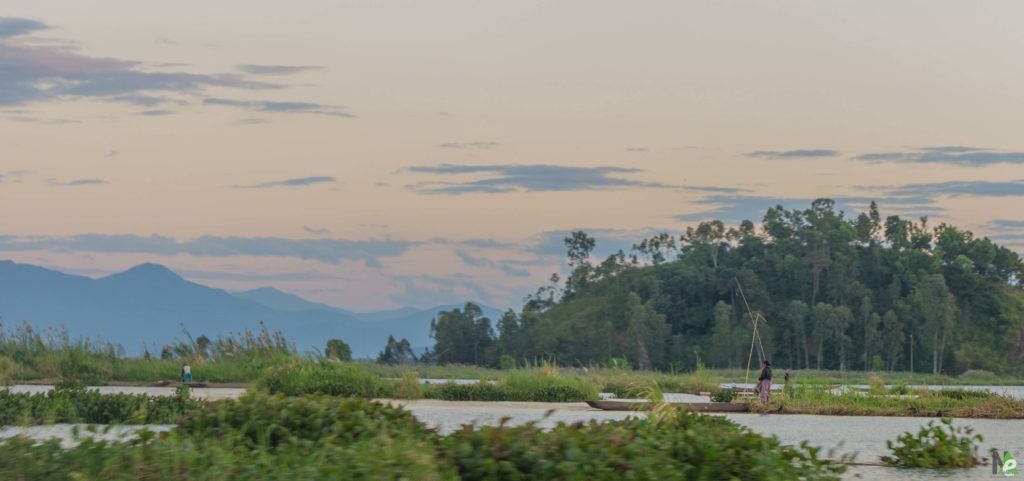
2, 1, 1024, 311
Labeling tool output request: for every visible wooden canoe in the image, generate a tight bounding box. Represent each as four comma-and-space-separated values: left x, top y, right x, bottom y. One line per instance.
585, 400, 749, 412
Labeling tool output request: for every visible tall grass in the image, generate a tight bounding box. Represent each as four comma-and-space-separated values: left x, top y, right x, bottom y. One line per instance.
0, 322, 301, 384
755, 384, 1024, 418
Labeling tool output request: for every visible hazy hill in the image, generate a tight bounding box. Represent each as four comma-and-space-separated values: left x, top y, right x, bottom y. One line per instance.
0, 260, 502, 357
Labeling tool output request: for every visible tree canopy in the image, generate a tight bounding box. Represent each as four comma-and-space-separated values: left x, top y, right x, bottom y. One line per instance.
429, 199, 1024, 375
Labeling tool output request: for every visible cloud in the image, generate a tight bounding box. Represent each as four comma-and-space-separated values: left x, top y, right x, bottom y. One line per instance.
675, 195, 944, 223
237, 117, 269, 125
389, 273, 498, 309
107, 95, 187, 106
454, 250, 531, 277
853, 146, 1024, 166
0, 17, 49, 38
0, 17, 286, 108
233, 176, 337, 189
137, 109, 175, 116
0, 234, 416, 266
437, 141, 499, 150
203, 98, 352, 117
406, 163, 678, 194
237, 64, 325, 76
46, 178, 108, 187
303, 225, 331, 236
625, 147, 648, 152
887, 180, 1024, 198
747, 149, 842, 159
106, 149, 119, 157
986, 219, 1024, 231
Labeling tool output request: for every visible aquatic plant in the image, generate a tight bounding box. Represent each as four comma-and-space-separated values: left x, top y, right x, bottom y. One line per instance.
881, 418, 983, 468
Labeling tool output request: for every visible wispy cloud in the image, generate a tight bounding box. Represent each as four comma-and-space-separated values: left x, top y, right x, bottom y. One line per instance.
406, 163, 676, 194
886, 180, 1024, 198
203, 98, 353, 117
853, 146, 1024, 166
747, 149, 841, 159
303, 225, 331, 236
454, 250, 531, 277
0, 17, 49, 39
46, 178, 108, 187
237, 64, 325, 76
438, 141, 499, 150
233, 176, 337, 189
137, 109, 175, 116
675, 194, 945, 223
625, 147, 649, 152
0, 234, 415, 266
0, 17, 353, 121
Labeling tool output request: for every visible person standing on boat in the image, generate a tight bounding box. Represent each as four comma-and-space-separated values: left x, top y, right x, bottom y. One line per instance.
758, 360, 772, 403
181, 364, 192, 384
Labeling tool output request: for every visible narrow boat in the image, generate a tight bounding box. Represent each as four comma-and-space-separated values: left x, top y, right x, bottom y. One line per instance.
585, 400, 750, 412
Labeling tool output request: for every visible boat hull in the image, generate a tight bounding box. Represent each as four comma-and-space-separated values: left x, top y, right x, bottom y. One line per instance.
585, 400, 750, 412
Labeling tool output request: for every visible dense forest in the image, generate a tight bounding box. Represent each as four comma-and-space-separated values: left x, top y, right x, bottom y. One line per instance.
425, 200, 1024, 375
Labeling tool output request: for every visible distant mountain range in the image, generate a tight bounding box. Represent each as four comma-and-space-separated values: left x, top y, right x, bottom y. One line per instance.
0, 260, 503, 357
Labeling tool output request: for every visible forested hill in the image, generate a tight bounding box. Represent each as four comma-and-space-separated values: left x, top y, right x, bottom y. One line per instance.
431, 199, 1024, 375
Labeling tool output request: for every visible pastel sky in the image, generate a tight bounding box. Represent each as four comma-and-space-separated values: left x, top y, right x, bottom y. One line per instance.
2, 1, 1024, 310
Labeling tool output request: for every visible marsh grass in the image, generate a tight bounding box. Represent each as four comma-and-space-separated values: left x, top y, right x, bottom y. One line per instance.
754, 384, 1024, 418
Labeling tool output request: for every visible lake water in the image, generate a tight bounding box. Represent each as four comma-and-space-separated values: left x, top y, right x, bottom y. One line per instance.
4, 385, 1021, 480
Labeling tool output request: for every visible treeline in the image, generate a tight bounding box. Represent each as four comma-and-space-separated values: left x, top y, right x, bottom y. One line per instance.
427, 200, 1024, 375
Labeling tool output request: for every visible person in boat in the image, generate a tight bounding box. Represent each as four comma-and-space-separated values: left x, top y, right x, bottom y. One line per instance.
181, 364, 192, 384
758, 360, 772, 403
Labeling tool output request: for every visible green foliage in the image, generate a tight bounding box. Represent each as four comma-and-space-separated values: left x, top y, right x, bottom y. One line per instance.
430, 303, 495, 365
498, 355, 516, 370
468, 200, 1024, 376
0, 386, 203, 425
324, 339, 352, 361
424, 370, 600, 402
710, 390, 736, 403
377, 335, 417, 365
440, 409, 845, 481
882, 418, 982, 468
0, 394, 844, 481
257, 360, 384, 397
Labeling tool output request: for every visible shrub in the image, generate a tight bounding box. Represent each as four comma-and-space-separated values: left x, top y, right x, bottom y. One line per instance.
498, 355, 516, 370
868, 375, 886, 395
710, 390, 736, 403
0, 386, 202, 425
881, 418, 982, 468
178, 393, 433, 449
440, 409, 844, 481
257, 360, 383, 397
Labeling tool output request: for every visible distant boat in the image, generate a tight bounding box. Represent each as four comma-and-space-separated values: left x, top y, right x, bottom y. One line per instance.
585, 400, 749, 412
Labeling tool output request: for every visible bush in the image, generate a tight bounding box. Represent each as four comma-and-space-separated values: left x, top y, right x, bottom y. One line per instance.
440, 409, 844, 481
710, 390, 736, 403
0, 386, 202, 425
257, 360, 384, 397
178, 393, 433, 449
881, 418, 982, 468
498, 355, 516, 370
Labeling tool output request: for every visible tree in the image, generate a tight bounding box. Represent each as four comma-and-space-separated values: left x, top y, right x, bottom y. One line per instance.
781, 300, 809, 369
811, 303, 835, 369
912, 274, 957, 374
624, 293, 671, 370
881, 310, 904, 371
325, 339, 352, 361
377, 336, 416, 365
710, 301, 735, 368
430, 302, 495, 365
